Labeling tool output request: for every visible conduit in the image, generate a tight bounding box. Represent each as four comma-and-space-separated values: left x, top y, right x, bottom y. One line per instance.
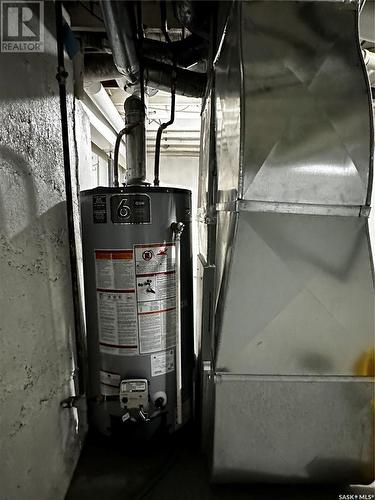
56, 0, 86, 396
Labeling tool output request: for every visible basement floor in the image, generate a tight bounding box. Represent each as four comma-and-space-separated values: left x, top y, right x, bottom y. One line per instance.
66, 426, 374, 500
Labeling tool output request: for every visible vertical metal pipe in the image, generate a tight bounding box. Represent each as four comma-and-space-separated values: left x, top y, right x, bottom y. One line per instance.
100, 0, 139, 83
55, 1, 85, 395
113, 119, 143, 187
172, 221, 185, 425
153, 78, 176, 186
107, 153, 113, 187
113, 129, 124, 187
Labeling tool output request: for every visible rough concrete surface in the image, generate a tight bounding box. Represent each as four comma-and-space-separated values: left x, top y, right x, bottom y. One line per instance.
0, 3, 89, 499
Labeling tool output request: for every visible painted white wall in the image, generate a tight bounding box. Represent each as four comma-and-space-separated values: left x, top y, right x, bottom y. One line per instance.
80, 146, 128, 191
146, 154, 199, 257
78, 149, 99, 191
0, 5, 88, 500
81, 151, 109, 190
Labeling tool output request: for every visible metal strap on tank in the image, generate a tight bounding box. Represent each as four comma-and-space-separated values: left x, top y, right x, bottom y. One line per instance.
171, 221, 185, 426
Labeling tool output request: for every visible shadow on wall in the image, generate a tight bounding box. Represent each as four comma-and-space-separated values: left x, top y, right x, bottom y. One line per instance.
0, 144, 80, 497
0, 145, 37, 229
0, 2, 87, 498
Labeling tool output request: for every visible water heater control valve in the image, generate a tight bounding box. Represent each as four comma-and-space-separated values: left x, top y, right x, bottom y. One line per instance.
120, 379, 149, 413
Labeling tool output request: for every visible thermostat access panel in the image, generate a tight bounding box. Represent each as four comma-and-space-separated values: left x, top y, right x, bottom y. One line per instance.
111, 194, 151, 224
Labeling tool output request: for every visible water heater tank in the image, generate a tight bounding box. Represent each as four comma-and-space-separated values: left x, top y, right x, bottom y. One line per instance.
80, 186, 194, 439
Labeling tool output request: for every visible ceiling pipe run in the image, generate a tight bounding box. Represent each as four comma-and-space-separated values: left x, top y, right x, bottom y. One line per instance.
100, 0, 139, 84
84, 53, 206, 98
84, 53, 122, 82
143, 58, 206, 98
84, 81, 124, 132
98, 1, 207, 97
141, 34, 208, 69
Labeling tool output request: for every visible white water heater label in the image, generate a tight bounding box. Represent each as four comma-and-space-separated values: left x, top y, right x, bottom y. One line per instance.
136, 272, 176, 302
97, 290, 138, 355
151, 349, 175, 377
135, 243, 177, 354
135, 243, 175, 274
137, 298, 176, 353
99, 370, 121, 396
95, 250, 135, 289
95, 249, 139, 356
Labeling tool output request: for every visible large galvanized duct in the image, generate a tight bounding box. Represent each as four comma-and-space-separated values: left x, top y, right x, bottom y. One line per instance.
198, 0, 374, 484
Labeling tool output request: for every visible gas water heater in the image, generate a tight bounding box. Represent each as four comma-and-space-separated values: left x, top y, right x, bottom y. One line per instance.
81, 96, 194, 438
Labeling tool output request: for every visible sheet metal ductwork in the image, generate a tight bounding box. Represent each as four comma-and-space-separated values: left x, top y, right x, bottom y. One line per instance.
98, 0, 207, 97
198, 0, 374, 483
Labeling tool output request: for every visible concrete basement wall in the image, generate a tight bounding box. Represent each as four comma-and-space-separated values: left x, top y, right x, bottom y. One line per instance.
0, 4, 90, 500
